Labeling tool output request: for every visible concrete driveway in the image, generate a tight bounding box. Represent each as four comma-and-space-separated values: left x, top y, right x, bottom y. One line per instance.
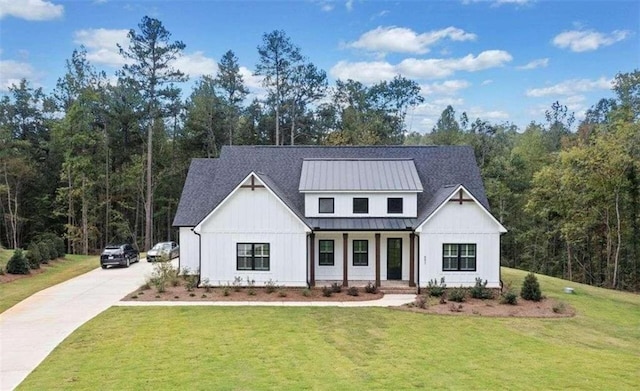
0, 258, 161, 391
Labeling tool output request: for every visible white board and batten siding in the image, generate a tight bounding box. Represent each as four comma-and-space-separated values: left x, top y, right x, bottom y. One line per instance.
304, 192, 418, 218
314, 232, 412, 282
417, 191, 504, 288
178, 227, 200, 273
196, 175, 309, 287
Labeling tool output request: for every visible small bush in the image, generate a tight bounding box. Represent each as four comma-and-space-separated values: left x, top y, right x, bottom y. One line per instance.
449, 303, 464, 312
278, 289, 287, 297
53, 237, 65, 258
265, 279, 277, 294
521, 272, 542, 301
246, 277, 256, 295
448, 287, 466, 303
26, 243, 42, 269
7, 249, 30, 275
470, 278, 493, 299
149, 261, 179, 293
37, 242, 50, 264
364, 281, 378, 294
184, 274, 199, 292
347, 286, 359, 296
426, 277, 446, 297
232, 276, 243, 292
202, 278, 212, 293
330, 282, 342, 293
302, 288, 312, 297
223, 285, 230, 296
500, 290, 518, 305
415, 295, 428, 309
322, 286, 332, 297
189, 293, 196, 297
552, 301, 566, 314
140, 282, 151, 291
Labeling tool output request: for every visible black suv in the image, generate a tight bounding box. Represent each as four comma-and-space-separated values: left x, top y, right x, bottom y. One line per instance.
100, 244, 140, 269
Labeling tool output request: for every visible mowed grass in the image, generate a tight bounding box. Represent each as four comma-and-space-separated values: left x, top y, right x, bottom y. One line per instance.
19, 268, 640, 390
0, 249, 98, 313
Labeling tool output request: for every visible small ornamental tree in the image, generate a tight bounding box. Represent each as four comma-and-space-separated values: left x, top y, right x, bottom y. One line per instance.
46, 240, 58, 260
7, 249, 30, 275
521, 272, 542, 301
26, 243, 42, 269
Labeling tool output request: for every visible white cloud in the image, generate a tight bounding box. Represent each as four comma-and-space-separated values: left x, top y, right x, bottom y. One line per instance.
552, 29, 630, 52
421, 80, 470, 95
331, 50, 511, 83
346, 0, 354, 11
526, 77, 612, 97
74, 28, 130, 67
467, 107, 509, 120
492, 0, 530, 6
481, 79, 493, 86
0, 59, 37, 91
348, 26, 476, 54
173, 52, 217, 78
0, 0, 63, 20
517, 58, 549, 70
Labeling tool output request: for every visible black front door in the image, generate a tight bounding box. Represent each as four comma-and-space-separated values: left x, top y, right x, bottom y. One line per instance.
387, 238, 402, 280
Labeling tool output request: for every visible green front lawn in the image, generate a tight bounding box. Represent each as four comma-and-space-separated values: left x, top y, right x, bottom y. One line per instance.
18, 268, 640, 390
0, 250, 98, 313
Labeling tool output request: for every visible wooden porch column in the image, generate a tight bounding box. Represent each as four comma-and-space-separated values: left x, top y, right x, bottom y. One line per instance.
409, 233, 416, 287
342, 233, 349, 287
309, 233, 315, 287
375, 233, 381, 287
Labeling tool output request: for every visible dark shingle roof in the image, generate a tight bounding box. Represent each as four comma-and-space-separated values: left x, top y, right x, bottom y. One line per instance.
172, 145, 489, 229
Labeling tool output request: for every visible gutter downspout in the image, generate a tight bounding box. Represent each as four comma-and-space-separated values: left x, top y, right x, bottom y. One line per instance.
192, 227, 202, 286
416, 234, 420, 294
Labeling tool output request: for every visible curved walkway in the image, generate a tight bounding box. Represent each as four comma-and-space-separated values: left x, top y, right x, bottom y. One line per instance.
0, 259, 415, 391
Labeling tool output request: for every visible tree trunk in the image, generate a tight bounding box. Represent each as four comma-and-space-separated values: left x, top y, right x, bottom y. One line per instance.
3, 163, 18, 249
613, 190, 622, 289
82, 175, 88, 255
567, 242, 573, 282
145, 119, 153, 251
105, 125, 110, 247
67, 164, 72, 253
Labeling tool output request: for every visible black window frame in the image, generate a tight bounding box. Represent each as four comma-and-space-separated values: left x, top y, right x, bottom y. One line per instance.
236, 243, 270, 271
442, 243, 476, 271
387, 197, 403, 214
353, 198, 369, 214
318, 198, 335, 214
318, 240, 335, 266
353, 240, 369, 266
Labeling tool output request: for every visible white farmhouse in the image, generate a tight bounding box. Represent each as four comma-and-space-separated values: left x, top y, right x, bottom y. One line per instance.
173, 146, 507, 291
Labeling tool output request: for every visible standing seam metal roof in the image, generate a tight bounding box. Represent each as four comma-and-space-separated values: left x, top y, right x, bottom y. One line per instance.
299, 159, 423, 192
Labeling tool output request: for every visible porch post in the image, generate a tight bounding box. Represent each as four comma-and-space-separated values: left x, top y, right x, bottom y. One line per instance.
342, 233, 348, 287
309, 233, 315, 287
409, 233, 416, 287
375, 233, 381, 287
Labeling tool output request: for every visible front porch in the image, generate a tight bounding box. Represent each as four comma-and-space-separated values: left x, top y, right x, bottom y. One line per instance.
308, 231, 418, 289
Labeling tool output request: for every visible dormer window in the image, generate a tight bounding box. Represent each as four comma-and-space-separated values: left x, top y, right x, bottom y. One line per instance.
353, 198, 369, 214
387, 198, 403, 214
319, 198, 334, 214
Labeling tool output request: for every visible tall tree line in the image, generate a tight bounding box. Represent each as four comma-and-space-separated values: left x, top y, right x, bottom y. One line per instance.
0, 16, 637, 290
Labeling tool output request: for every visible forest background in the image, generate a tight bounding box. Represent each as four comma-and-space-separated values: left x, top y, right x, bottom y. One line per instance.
1, 17, 638, 291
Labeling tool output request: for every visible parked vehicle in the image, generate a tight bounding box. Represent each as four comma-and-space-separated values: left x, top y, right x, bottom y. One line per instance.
147, 241, 179, 262
100, 244, 140, 269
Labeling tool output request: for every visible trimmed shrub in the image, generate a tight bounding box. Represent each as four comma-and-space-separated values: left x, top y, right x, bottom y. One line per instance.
414, 295, 428, 309
426, 277, 446, 297
265, 279, 277, 294
37, 242, 51, 264
347, 286, 359, 296
521, 272, 542, 301
364, 281, 378, 294
322, 286, 332, 297
470, 278, 493, 299
47, 240, 58, 260
53, 237, 65, 258
26, 243, 42, 269
448, 287, 466, 303
330, 282, 342, 293
302, 288, 311, 297
7, 249, 30, 275
500, 290, 518, 305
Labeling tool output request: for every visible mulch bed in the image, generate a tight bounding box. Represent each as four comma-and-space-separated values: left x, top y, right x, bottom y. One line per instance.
398, 296, 575, 318
123, 285, 385, 302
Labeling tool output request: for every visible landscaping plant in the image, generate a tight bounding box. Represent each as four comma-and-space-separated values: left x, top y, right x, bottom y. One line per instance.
470, 278, 493, 299
6, 249, 30, 275
521, 272, 542, 301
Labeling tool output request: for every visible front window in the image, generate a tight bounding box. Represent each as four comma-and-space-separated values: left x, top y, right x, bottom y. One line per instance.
387, 198, 403, 214
319, 240, 334, 266
353, 198, 369, 214
353, 240, 368, 266
237, 243, 270, 271
443, 244, 476, 271
319, 198, 334, 214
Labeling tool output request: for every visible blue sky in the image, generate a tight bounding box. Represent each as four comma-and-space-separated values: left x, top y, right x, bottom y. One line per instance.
1, 0, 638, 132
